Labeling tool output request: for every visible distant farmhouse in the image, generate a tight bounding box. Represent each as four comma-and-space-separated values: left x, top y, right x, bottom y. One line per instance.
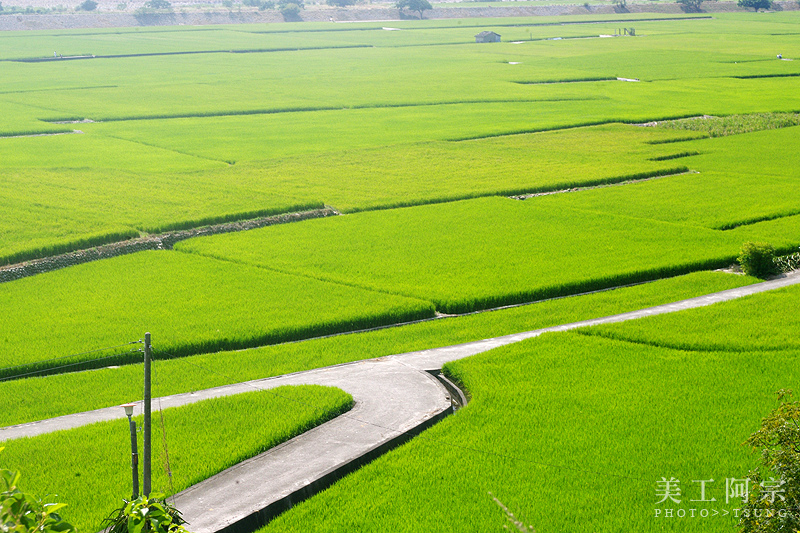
475, 31, 501, 43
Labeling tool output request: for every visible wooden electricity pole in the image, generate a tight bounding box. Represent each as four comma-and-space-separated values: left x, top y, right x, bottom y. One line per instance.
143, 332, 152, 496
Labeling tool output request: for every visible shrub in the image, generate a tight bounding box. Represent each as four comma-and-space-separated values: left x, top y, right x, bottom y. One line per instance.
738, 0, 771, 10
677, 0, 703, 11
738, 242, 777, 278
77, 0, 97, 9
101, 493, 188, 533
280, 2, 300, 16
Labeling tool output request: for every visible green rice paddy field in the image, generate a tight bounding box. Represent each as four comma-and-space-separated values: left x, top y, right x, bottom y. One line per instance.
1, 9, 799, 533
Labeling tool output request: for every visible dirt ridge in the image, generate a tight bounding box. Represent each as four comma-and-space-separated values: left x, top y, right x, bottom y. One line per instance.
0, 207, 338, 284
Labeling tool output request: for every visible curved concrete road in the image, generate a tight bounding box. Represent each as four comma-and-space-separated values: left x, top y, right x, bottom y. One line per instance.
2, 271, 799, 532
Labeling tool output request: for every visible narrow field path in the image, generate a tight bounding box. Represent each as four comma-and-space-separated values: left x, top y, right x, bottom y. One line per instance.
3, 271, 799, 532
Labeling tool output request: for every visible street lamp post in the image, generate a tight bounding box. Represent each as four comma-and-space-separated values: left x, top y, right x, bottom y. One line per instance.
122, 403, 139, 499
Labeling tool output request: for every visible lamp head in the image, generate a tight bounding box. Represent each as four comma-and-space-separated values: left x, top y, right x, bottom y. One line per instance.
122, 403, 136, 417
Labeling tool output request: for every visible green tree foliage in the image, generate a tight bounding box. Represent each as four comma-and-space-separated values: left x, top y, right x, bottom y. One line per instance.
144, 0, 171, 9
327, 0, 355, 6
738, 242, 777, 278
677, 0, 703, 11
280, 2, 300, 16
396, 0, 431, 19
101, 493, 188, 533
0, 449, 76, 533
739, 390, 800, 532
77, 0, 98, 10
738, 0, 771, 10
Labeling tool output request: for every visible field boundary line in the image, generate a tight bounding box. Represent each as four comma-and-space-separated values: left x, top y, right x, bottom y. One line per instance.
75, 97, 596, 124
0, 207, 337, 284
510, 168, 696, 200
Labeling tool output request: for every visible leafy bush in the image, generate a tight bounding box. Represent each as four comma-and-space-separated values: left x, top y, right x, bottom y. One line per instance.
738, 0, 771, 10
101, 493, 188, 533
77, 0, 97, 10
0, 449, 76, 533
677, 0, 703, 11
280, 2, 300, 16
738, 242, 777, 278
739, 390, 800, 533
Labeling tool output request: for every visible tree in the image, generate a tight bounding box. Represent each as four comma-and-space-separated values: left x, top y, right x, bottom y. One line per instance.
280, 2, 300, 18
739, 390, 800, 533
327, 0, 355, 6
77, 0, 98, 10
396, 0, 431, 19
738, 0, 771, 10
677, 0, 703, 11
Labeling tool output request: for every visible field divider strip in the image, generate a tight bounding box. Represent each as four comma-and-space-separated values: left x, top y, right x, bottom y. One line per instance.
0, 129, 82, 139
715, 210, 800, 231
0, 207, 337, 285
4, 44, 373, 63
509, 167, 694, 200
78, 97, 598, 124
97, 132, 236, 165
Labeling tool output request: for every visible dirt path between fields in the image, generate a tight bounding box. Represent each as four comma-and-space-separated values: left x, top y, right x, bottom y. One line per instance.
1, 270, 798, 532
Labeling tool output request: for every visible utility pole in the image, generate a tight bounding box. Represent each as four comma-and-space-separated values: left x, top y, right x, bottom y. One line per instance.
143, 332, 152, 496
